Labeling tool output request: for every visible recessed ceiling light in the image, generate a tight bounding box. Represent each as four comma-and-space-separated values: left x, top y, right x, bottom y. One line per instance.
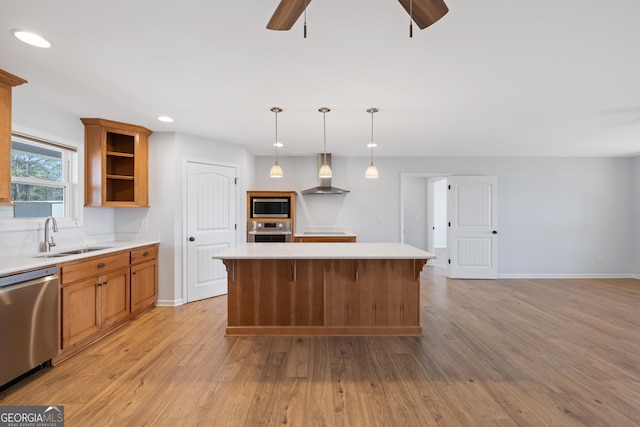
157, 116, 174, 123
367, 143, 378, 148
11, 29, 51, 48
273, 142, 283, 147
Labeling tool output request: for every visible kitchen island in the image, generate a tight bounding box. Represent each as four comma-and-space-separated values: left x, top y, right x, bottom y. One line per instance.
214, 243, 435, 336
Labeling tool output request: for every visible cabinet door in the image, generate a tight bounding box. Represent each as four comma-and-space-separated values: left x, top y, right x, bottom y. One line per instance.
101, 267, 130, 327
131, 260, 157, 313
325, 259, 375, 326
61, 277, 100, 349
290, 259, 324, 326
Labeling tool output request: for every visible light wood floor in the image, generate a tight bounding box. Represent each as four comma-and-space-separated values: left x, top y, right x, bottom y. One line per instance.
1, 264, 639, 426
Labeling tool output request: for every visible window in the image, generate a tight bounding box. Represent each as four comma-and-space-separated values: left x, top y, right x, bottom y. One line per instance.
0, 134, 76, 219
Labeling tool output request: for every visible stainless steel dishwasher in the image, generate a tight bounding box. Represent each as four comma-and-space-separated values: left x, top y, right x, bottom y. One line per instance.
0, 266, 59, 387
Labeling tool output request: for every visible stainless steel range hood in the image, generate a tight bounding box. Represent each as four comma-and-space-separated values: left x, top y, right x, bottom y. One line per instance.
301, 153, 350, 195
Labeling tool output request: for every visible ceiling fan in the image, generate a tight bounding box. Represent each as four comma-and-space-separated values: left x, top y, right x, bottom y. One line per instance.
266, 0, 449, 34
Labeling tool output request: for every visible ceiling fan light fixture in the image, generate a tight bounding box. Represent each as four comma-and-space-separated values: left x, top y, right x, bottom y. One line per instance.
318, 107, 332, 178
365, 107, 379, 179
270, 107, 284, 178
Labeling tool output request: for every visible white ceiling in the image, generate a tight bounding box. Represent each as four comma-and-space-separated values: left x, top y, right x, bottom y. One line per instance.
2, 0, 639, 157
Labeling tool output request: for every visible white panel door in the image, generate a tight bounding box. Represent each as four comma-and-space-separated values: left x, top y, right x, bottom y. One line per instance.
186, 162, 236, 302
447, 176, 498, 279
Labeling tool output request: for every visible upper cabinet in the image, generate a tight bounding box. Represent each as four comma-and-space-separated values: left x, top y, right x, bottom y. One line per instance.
0, 69, 27, 206
81, 118, 152, 207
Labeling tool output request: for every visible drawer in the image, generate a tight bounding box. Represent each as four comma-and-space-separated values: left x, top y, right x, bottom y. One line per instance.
61, 252, 130, 285
131, 245, 158, 265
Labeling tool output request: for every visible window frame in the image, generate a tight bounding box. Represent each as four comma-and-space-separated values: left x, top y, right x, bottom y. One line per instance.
0, 131, 80, 230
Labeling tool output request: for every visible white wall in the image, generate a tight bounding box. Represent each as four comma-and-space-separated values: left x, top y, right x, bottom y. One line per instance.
114, 132, 255, 304
254, 155, 636, 277
634, 156, 640, 279
402, 176, 428, 250
3, 93, 116, 256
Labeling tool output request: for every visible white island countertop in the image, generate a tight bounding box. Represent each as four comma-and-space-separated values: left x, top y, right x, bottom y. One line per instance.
215, 242, 436, 260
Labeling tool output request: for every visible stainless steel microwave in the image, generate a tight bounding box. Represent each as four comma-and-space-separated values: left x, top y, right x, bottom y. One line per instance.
251, 197, 290, 218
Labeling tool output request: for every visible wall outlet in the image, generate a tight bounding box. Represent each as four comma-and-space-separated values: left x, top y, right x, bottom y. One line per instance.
83, 221, 89, 230
378, 216, 384, 224
141, 219, 149, 228
598, 255, 604, 263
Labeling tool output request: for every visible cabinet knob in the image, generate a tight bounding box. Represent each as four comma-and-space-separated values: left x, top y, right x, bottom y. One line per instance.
492, 230, 498, 234
97, 262, 105, 269
143, 251, 149, 257
189, 236, 195, 242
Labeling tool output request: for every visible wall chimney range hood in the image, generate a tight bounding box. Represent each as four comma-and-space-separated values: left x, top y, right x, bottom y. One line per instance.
302, 154, 350, 195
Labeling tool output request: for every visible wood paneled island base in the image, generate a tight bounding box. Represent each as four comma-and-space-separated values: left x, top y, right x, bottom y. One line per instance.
217, 243, 435, 336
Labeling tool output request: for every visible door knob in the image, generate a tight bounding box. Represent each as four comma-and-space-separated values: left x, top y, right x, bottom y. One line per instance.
492, 230, 498, 234
189, 236, 195, 241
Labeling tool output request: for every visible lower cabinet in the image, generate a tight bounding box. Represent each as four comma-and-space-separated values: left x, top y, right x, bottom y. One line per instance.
56, 244, 158, 363
130, 245, 158, 315
61, 267, 130, 348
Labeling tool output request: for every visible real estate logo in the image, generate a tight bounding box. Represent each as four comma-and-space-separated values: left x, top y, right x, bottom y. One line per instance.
0, 405, 64, 427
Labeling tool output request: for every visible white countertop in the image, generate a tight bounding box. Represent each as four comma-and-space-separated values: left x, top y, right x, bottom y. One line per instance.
215, 243, 436, 260
0, 237, 160, 277
293, 226, 357, 237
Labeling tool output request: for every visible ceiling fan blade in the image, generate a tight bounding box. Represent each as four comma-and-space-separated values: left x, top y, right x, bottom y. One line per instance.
267, 0, 312, 31
397, 0, 448, 29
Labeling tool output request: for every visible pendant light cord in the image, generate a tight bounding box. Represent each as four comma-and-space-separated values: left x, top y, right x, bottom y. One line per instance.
274, 109, 279, 164
304, 0, 308, 38
409, 0, 413, 38
323, 110, 327, 164
370, 110, 375, 162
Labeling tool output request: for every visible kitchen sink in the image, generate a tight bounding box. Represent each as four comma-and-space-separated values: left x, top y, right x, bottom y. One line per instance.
32, 247, 112, 258
59, 247, 111, 255
32, 254, 69, 258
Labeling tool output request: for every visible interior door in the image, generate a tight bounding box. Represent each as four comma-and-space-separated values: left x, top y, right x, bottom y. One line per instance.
186, 162, 236, 302
447, 176, 498, 279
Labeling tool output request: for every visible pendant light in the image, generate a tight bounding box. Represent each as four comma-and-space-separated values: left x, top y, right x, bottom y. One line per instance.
318, 107, 332, 178
365, 108, 379, 179
269, 107, 284, 178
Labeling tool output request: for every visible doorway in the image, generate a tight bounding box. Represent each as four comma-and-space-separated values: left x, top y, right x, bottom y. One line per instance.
429, 178, 448, 267
400, 173, 448, 256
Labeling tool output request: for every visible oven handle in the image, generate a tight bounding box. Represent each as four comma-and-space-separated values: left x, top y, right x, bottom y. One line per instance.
248, 231, 292, 235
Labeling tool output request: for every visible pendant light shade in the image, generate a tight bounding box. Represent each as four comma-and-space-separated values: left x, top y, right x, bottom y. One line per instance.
365, 107, 379, 179
270, 163, 284, 178
269, 107, 284, 178
318, 107, 332, 178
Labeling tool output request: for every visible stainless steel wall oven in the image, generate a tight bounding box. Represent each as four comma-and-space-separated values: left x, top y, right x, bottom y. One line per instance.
247, 221, 292, 242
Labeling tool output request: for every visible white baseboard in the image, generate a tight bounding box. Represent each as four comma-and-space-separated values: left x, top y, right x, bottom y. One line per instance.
498, 273, 636, 279
156, 298, 184, 307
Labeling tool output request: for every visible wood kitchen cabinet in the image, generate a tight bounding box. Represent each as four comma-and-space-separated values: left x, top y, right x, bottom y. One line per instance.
0, 69, 27, 205
324, 259, 420, 328
130, 245, 158, 316
60, 252, 130, 350
56, 244, 159, 364
81, 118, 152, 207
226, 259, 324, 328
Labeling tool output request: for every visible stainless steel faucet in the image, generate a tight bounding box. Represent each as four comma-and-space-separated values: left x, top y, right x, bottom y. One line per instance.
41, 217, 58, 252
